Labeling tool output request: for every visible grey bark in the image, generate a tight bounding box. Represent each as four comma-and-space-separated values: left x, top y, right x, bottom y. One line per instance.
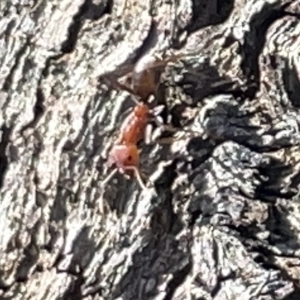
0, 0, 300, 299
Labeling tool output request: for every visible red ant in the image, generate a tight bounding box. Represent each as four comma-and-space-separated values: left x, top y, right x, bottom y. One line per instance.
98, 48, 185, 212
101, 102, 150, 193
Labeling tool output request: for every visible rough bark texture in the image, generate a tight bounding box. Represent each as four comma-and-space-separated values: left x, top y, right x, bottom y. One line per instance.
1, 0, 300, 299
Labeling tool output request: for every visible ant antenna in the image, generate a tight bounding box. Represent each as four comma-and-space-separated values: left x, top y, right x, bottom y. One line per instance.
123, 166, 149, 191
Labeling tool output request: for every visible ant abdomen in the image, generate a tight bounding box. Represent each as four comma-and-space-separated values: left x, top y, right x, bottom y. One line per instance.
131, 55, 167, 100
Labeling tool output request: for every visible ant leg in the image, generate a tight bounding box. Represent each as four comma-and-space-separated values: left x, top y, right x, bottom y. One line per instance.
144, 123, 154, 145
155, 137, 175, 145
151, 104, 165, 116
145, 124, 176, 145
144, 121, 174, 145
123, 166, 149, 191
150, 116, 200, 147
150, 52, 184, 69
151, 108, 201, 136
165, 52, 184, 63
100, 74, 138, 97
101, 75, 142, 106
152, 114, 179, 133
151, 105, 179, 133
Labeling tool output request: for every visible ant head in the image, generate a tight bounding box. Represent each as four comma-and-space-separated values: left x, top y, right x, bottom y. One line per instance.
108, 144, 140, 175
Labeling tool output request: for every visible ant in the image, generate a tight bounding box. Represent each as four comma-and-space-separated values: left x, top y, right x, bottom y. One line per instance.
98, 47, 186, 213
101, 102, 150, 193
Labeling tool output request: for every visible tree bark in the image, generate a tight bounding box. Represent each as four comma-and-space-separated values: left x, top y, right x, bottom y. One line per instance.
0, 0, 300, 299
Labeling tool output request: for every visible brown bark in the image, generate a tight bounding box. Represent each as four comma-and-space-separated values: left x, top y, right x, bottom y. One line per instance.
0, 0, 300, 299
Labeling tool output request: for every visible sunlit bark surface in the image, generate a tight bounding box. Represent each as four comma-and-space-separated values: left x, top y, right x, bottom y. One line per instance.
0, 0, 300, 299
